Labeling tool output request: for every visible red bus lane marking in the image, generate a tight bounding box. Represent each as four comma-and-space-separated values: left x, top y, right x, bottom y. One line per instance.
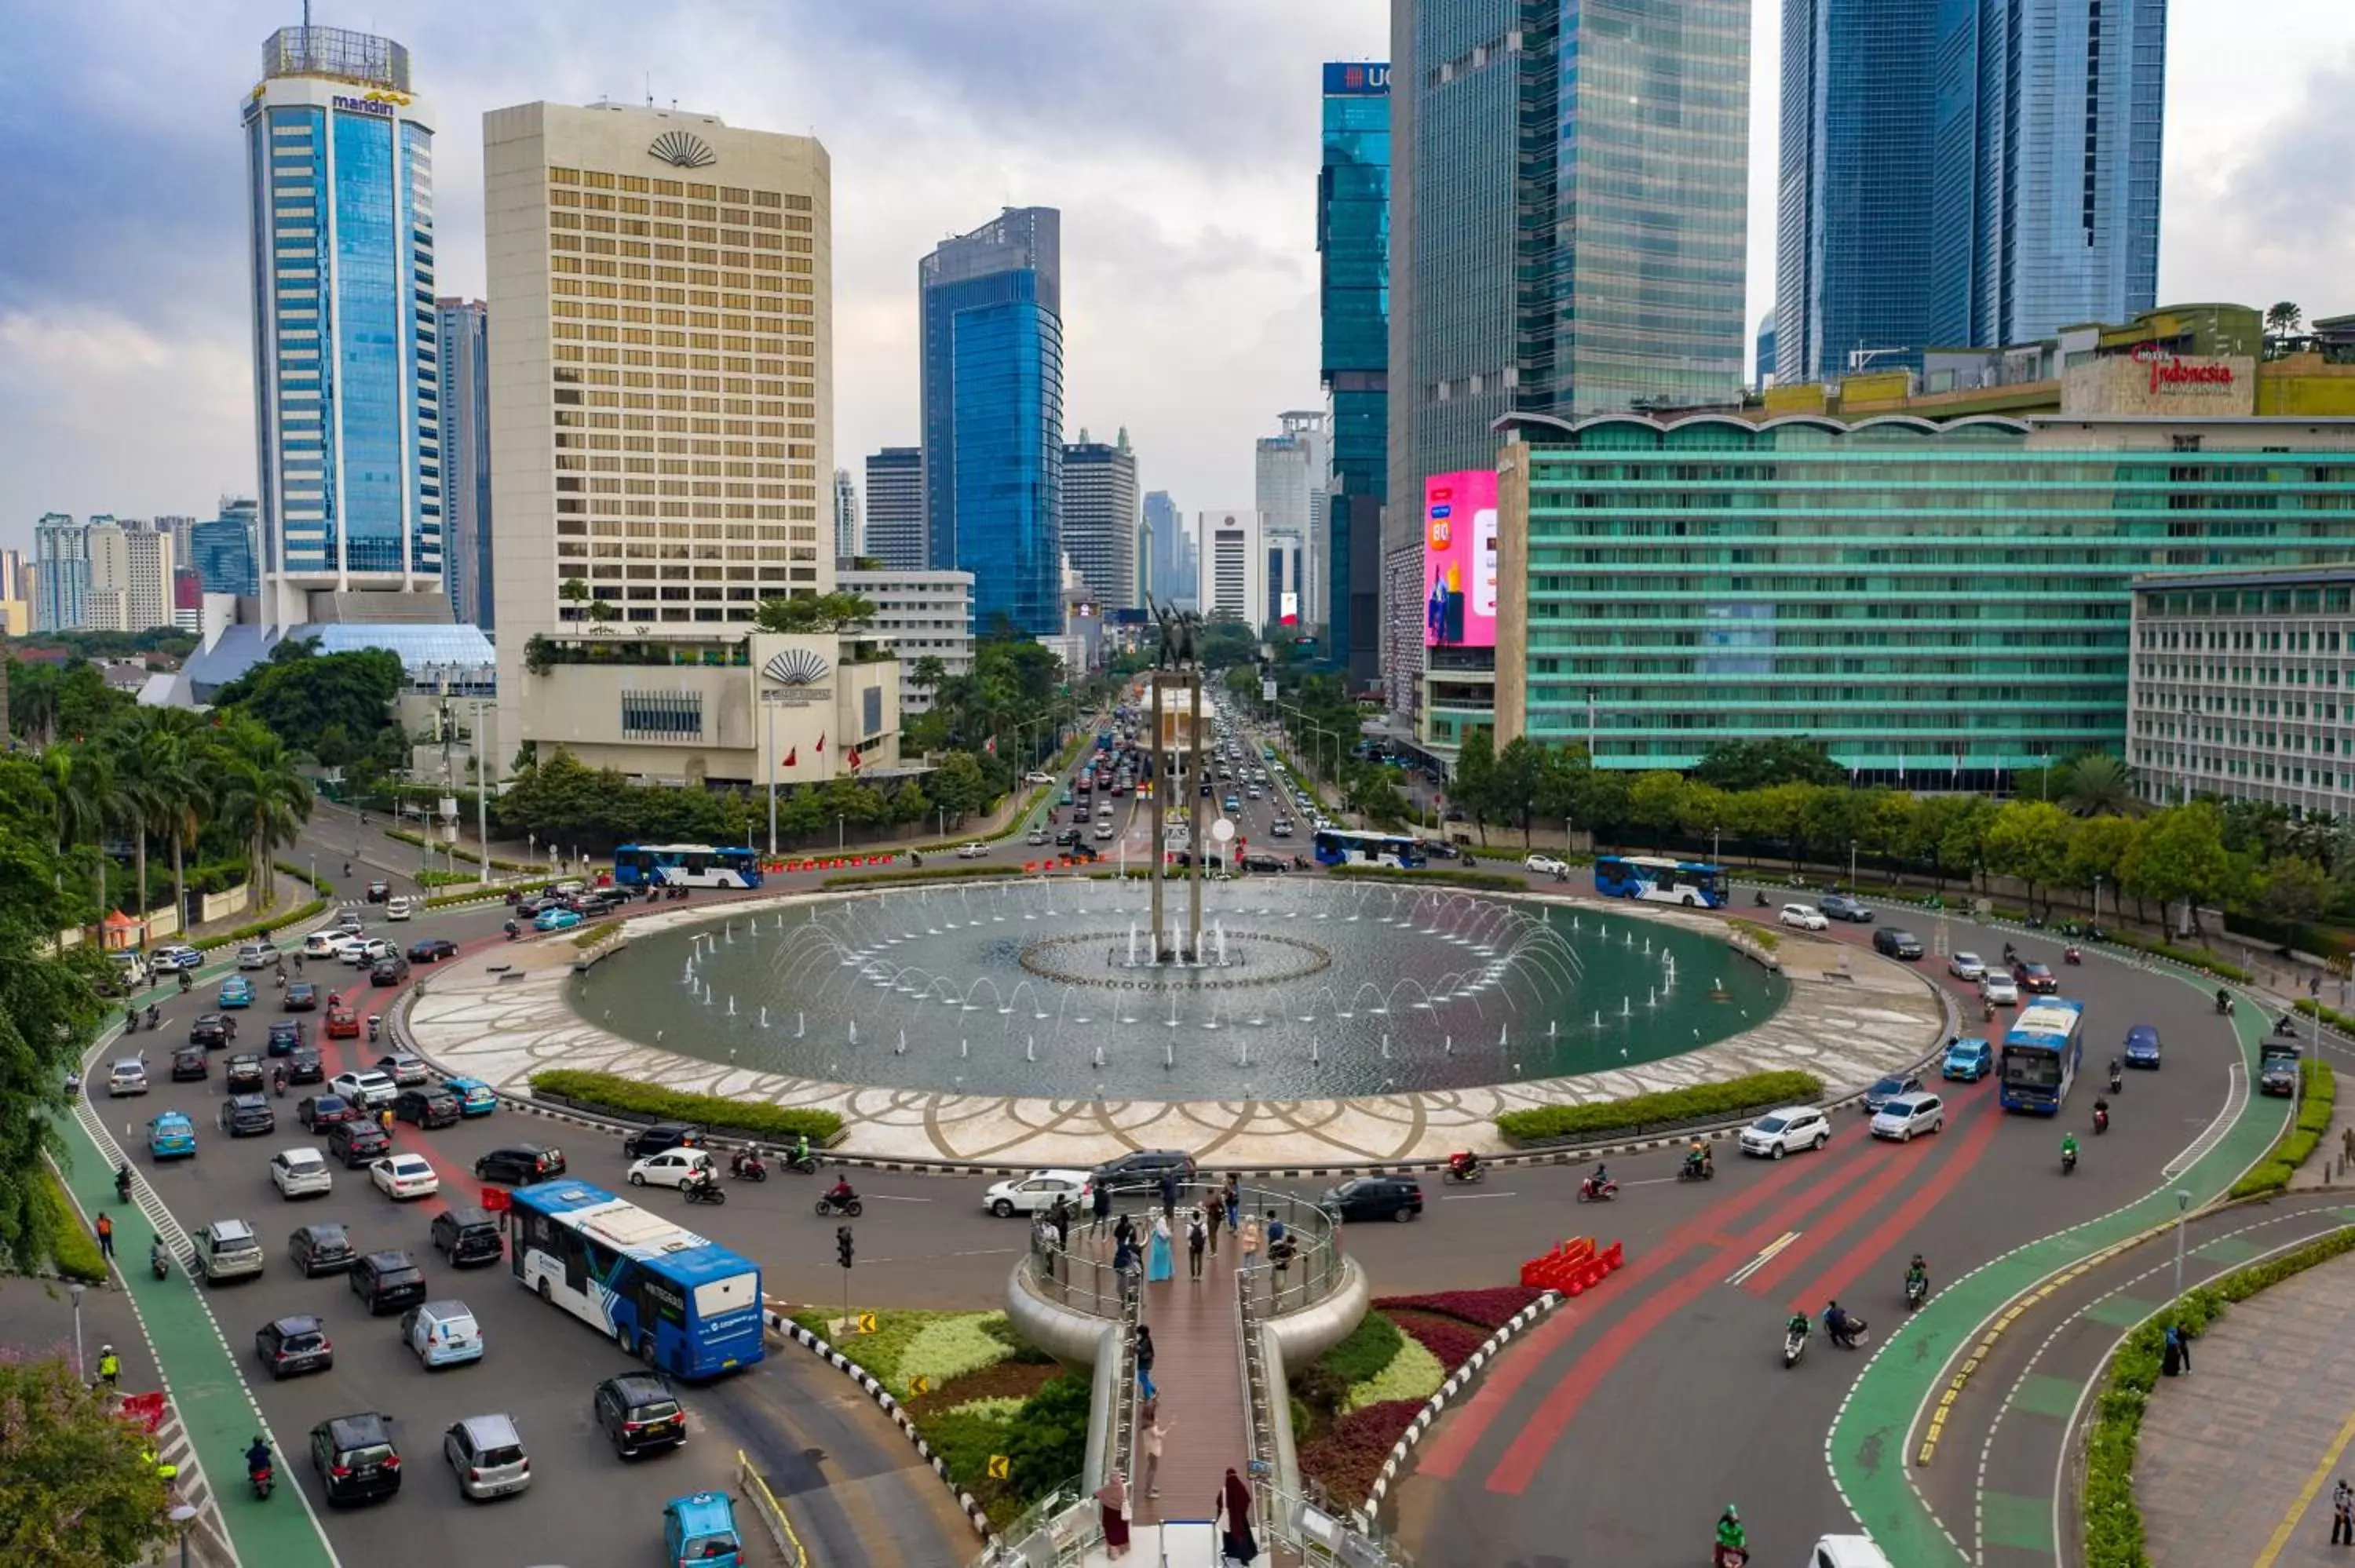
1783, 1085, 2007, 1315
1734, 1094, 1996, 1301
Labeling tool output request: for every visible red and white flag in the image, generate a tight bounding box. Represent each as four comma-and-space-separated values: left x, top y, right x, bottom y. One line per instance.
781, 747, 798, 768
847, 746, 862, 773
816, 733, 826, 755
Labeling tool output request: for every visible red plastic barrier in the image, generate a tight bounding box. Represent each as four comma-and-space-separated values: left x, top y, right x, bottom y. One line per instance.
119, 1391, 166, 1433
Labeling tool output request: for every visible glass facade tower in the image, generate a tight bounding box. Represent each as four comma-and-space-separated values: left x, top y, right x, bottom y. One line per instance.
243, 25, 443, 626
1320, 62, 1390, 683
433, 297, 492, 629
919, 207, 1064, 638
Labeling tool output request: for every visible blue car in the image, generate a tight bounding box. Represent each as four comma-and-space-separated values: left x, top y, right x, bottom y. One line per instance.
1942, 1036, 1995, 1082
2123, 1025, 2163, 1070
534, 907, 583, 932
147, 1110, 197, 1161
663, 1492, 743, 1567
444, 1077, 498, 1117
218, 975, 254, 1010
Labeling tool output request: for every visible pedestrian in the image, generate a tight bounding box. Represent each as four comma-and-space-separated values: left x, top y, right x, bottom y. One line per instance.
2334, 1479, 2353, 1546
1148, 1211, 1174, 1283
1050, 1195, 1072, 1253
1240, 1212, 1262, 1275
2161, 1323, 2186, 1377
94, 1210, 115, 1265
1218, 1466, 1258, 1565
1115, 1238, 1142, 1304
1141, 1400, 1167, 1499
1115, 1210, 1137, 1257
1269, 1228, 1297, 1296
1188, 1209, 1207, 1280
96, 1343, 120, 1390
1224, 1172, 1240, 1233
1095, 1470, 1132, 1559
1265, 1209, 1287, 1256
2174, 1321, 2192, 1374
1135, 1324, 1157, 1401
1093, 1177, 1114, 1244
1205, 1188, 1225, 1254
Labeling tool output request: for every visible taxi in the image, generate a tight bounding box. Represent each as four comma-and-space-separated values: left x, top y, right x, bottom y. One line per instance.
325, 1006, 361, 1041
218, 975, 255, 1009
662, 1491, 743, 1566
147, 1110, 197, 1161
443, 1077, 499, 1118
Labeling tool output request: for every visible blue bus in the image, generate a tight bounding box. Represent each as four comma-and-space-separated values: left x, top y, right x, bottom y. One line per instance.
505, 1181, 765, 1379
612, 844, 763, 890
2000, 997, 2087, 1114
1312, 828, 1426, 869
1591, 855, 1728, 909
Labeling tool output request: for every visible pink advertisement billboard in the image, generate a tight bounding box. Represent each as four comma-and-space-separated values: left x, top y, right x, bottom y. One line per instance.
1423, 470, 1498, 649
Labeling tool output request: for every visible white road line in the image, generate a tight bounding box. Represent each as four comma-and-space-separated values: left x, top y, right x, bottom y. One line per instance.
2164, 1059, 2249, 1178
862, 1193, 933, 1202
1727, 1230, 1801, 1286
1438, 1191, 1520, 1201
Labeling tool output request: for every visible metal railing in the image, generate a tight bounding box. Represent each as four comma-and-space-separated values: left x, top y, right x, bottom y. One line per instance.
1020, 1182, 1347, 1319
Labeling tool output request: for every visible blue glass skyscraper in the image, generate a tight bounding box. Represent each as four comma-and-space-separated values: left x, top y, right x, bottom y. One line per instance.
1320, 62, 1389, 688
919, 208, 1064, 639
191, 500, 261, 598
434, 298, 493, 629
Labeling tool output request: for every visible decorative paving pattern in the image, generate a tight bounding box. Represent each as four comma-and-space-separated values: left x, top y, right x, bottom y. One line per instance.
405, 888, 1946, 1167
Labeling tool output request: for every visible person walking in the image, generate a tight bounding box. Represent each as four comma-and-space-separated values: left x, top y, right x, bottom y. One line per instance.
1224, 1172, 1240, 1234
1141, 1399, 1167, 1499
1269, 1227, 1297, 1296
1159, 1169, 1178, 1221
1096, 1470, 1133, 1559
94, 1211, 115, 1267
2332, 1479, 2353, 1546
1240, 1212, 1263, 1276
1093, 1177, 1114, 1246
1148, 1211, 1174, 1283
1135, 1325, 1157, 1402
1218, 1467, 1258, 1565
1204, 1188, 1225, 1255
1114, 1209, 1137, 1261
96, 1344, 120, 1391
1049, 1194, 1072, 1253
1187, 1209, 1207, 1280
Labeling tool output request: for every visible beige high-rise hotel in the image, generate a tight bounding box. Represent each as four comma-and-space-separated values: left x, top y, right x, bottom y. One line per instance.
485, 103, 894, 792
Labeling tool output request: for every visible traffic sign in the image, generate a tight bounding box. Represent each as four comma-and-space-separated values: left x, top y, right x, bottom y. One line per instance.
857, 1311, 877, 1334
911, 1374, 930, 1395
987, 1454, 1010, 1480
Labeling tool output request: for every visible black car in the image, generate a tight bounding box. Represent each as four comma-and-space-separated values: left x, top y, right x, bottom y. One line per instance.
365, 880, 391, 903
1319, 1176, 1425, 1223
369, 955, 411, 986
311, 1411, 400, 1505
288, 1222, 356, 1277
266, 1019, 305, 1056
407, 937, 458, 964
170, 1046, 210, 1081
225, 1053, 266, 1092
430, 1205, 505, 1267
327, 1120, 392, 1168
255, 1314, 334, 1380
1872, 927, 1926, 961
594, 1373, 687, 1457
1240, 853, 1287, 873
1054, 828, 1082, 848
298, 1093, 358, 1130
188, 1013, 230, 1049
348, 1249, 427, 1316
473, 1143, 567, 1186
393, 1085, 460, 1129
622, 1122, 704, 1161
286, 1045, 325, 1085
283, 982, 319, 1012
1088, 1149, 1197, 1193
219, 1094, 276, 1137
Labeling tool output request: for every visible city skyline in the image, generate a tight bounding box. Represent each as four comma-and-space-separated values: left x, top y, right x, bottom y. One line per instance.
4, 2, 2350, 549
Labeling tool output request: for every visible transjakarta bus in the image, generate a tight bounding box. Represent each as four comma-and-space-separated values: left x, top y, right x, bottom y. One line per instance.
1312, 827, 1426, 869
506, 1180, 764, 1379
2000, 997, 2087, 1114
611, 844, 763, 890
1591, 855, 1729, 909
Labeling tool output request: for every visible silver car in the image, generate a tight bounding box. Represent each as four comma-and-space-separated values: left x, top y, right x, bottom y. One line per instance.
442, 1412, 530, 1499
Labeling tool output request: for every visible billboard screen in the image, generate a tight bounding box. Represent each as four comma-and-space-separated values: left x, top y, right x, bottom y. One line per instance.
1322, 62, 1391, 95
1422, 470, 1498, 649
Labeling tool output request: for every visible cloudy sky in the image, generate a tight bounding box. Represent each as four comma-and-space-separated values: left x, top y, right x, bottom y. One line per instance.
3, 1, 2352, 556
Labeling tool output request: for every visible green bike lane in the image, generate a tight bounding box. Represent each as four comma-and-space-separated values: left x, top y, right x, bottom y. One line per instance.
1827, 975, 2283, 1566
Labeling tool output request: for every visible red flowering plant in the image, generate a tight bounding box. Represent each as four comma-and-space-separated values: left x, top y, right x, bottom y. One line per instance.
1369, 1285, 1544, 1329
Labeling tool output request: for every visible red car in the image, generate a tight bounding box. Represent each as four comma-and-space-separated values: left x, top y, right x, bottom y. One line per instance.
324, 1007, 360, 1040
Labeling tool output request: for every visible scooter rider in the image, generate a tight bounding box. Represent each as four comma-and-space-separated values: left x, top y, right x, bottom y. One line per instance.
1589, 1161, 1611, 1193
2061, 1131, 2080, 1169
791, 1131, 812, 1169
1824, 1300, 1861, 1348
1448, 1150, 1482, 1180
245, 1435, 272, 1484
824, 1173, 859, 1209
1685, 1137, 1711, 1175
149, 1234, 167, 1278
1906, 1254, 1930, 1296
2093, 1096, 2110, 1132
1715, 1504, 1749, 1566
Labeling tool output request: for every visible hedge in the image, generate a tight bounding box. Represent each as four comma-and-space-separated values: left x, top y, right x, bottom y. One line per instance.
36, 1169, 106, 1284
2294, 997, 2355, 1036
2227, 1058, 2335, 1198
2100, 928, 2254, 984
383, 826, 535, 872
1495, 1069, 1825, 1147
527, 1068, 843, 1143
192, 898, 327, 953
1328, 865, 1528, 894
2083, 1223, 2355, 1568
821, 864, 1035, 890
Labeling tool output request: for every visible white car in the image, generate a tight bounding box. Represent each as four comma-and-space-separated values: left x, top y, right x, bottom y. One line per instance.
107, 1059, 150, 1097
153, 944, 206, 973
385, 895, 413, 922
370, 1153, 440, 1201
1981, 972, 2021, 1006
1810, 1536, 1897, 1568
270, 1147, 334, 1198
627, 1148, 716, 1190
1780, 903, 1829, 932
1524, 854, 1570, 877
341, 937, 393, 966
1947, 951, 1987, 981
1869, 1092, 1946, 1142
983, 1169, 1090, 1218
301, 931, 342, 960
329, 1069, 397, 1109
235, 941, 280, 971
1024, 771, 1055, 784
1738, 1106, 1831, 1159
955, 841, 989, 859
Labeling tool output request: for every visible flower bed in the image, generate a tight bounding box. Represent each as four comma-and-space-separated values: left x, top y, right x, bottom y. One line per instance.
1371, 1287, 1544, 1329
528, 1068, 842, 1143
1382, 1309, 1488, 1373
1296, 1401, 1426, 1508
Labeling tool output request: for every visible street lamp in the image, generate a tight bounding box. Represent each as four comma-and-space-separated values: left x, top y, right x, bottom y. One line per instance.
837, 815, 845, 852
1712, 824, 1722, 869
169, 1502, 198, 1568
1849, 840, 1859, 895
2172, 1187, 2193, 1300
68, 1282, 84, 1380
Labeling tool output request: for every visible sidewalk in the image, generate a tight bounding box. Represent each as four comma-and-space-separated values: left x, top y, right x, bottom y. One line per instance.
2136, 1249, 2355, 1566
1128, 1221, 1251, 1530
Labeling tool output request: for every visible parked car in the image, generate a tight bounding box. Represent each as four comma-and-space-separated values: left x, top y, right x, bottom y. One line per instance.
1860, 1072, 1924, 1114
1739, 1107, 1831, 1159
1870, 1092, 1947, 1142
594, 1373, 687, 1457
219, 1094, 276, 1138
408, 936, 459, 964
1942, 1037, 1995, 1082
147, 1110, 196, 1161
256, 1313, 334, 1380
288, 1221, 356, 1277
981, 1169, 1090, 1218
170, 1045, 210, 1081
473, 1143, 566, 1185
376, 1052, 430, 1087
628, 1148, 716, 1190
348, 1249, 428, 1315
1780, 903, 1828, 932
442, 1413, 531, 1500
270, 1147, 333, 1198
107, 1059, 149, 1097
2123, 1024, 2163, 1069
311, 1411, 402, 1505
1871, 928, 1926, 961
622, 1122, 704, 1161
326, 1120, 392, 1169
1947, 951, 1987, 982
224, 1054, 265, 1093
431, 1206, 505, 1267
394, 1085, 462, 1129
1318, 1176, 1424, 1223
192, 1218, 266, 1285
371, 1154, 440, 1202
402, 1299, 484, 1369
1819, 894, 1876, 922
283, 981, 319, 1012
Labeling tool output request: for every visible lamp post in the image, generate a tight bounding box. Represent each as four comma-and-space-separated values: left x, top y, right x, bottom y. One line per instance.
1849, 840, 1859, 895
170, 1502, 198, 1568
2172, 1187, 2193, 1300
1712, 824, 1722, 869
68, 1282, 84, 1380
308, 854, 316, 894
837, 815, 845, 852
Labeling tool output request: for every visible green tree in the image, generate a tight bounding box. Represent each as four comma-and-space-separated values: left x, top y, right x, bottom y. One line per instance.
210, 717, 313, 908
2255, 855, 2332, 927
1627, 771, 1687, 850
1494, 736, 1545, 847
2061, 815, 2142, 914
7, 659, 61, 748
2058, 753, 2141, 817
754, 592, 880, 635
887, 780, 931, 827
211, 644, 403, 764
907, 655, 948, 707
1984, 800, 2076, 917
1453, 728, 1498, 846
2120, 801, 2233, 936
0, 1354, 174, 1566
1689, 737, 1848, 792
929, 752, 991, 823
1935, 796, 1999, 892
2264, 301, 2303, 346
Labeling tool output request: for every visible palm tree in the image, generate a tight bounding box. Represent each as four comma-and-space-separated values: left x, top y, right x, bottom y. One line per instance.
132, 709, 212, 930
102, 729, 162, 925
2059, 753, 2141, 817
212, 717, 313, 909
10, 661, 60, 748
2266, 301, 2303, 342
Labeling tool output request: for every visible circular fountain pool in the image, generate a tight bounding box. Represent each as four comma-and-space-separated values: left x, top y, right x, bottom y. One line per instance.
571, 877, 1787, 1099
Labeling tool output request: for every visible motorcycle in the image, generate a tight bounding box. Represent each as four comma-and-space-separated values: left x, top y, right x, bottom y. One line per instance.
1441, 1162, 1486, 1186
2215, 993, 2234, 1016
115, 1165, 133, 1205
814, 1191, 864, 1218
1782, 1320, 1809, 1369
177, 971, 192, 994
122, 1008, 139, 1035
1576, 1175, 1619, 1204
151, 1247, 169, 1282
2109, 1067, 2124, 1094
272, 1072, 287, 1099
249, 1464, 273, 1501
64, 1072, 80, 1100
367, 1016, 382, 1044
909, 852, 923, 868
2062, 1146, 2078, 1175
2064, 946, 2083, 965
1678, 1154, 1715, 1183
1752, 890, 1770, 907
503, 921, 520, 942
2276, 1014, 2302, 1038
2093, 1106, 2109, 1135
784, 1153, 820, 1176
1905, 1274, 1928, 1311
144, 1005, 159, 1030
668, 885, 688, 900
684, 1180, 728, 1206
1714, 1547, 1751, 1568
730, 1153, 769, 1183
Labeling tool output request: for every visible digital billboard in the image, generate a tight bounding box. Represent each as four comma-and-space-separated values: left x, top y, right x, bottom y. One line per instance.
1422, 470, 1498, 649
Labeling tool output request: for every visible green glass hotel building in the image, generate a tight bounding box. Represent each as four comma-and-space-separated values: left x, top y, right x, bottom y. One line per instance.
1492, 412, 2355, 781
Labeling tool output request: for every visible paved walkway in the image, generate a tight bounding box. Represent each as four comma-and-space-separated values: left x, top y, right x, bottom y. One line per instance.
1128, 1213, 1251, 1531
2138, 1247, 2355, 1567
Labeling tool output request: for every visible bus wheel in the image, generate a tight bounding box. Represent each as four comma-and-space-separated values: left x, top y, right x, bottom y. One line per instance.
616, 1324, 632, 1355
1683, 894, 1696, 907
537, 1279, 553, 1304
639, 1333, 658, 1368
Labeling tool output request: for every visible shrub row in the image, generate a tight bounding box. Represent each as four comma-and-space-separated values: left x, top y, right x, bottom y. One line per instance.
2294, 997, 2355, 1036
2228, 1058, 2336, 1198
1495, 1069, 1824, 1147
38, 1169, 106, 1284
2100, 928, 2254, 984
382, 826, 535, 872
2083, 1223, 2355, 1568
192, 898, 327, 953
821, 863, 1036, 890
527, 1068, 843, 1143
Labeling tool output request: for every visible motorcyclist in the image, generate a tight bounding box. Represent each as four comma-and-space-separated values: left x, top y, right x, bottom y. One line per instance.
792, 1132, 812, 1169
1588, 1161, 1611, 1194
2093, 1095, 2110, 1130
177, 969, 192, 994
1715, 1504, 1748, 1565
687, 1163, 721, 1196
1906, 1254, 1929, 1295
1785, 1311, 1811, 1344
2216, 986, 2233, 1014
1448, 1150, 1482, 1180
123, 1005, 138, 1034
732, 1145, 765, 1178
2061, 1131, 2079, 1166
1685, 1138, 1712, 1176
2003, 942, 2017, 965
245, 1435, 272, 1480
825, 1174, 858, 1209
115, 1162, 133, 1202
271, 1064, 287, 1097
148, 1234, 166, 1276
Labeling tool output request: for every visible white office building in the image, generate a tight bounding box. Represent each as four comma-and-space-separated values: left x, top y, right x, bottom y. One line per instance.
1196, 509, 1267, 627
1255, 410, 1328, 627
837, 567, 974, 715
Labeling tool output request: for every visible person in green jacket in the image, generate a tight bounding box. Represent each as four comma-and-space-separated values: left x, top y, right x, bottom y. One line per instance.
96, 1344, 121, 1389
1715, 1504, 1748, 1565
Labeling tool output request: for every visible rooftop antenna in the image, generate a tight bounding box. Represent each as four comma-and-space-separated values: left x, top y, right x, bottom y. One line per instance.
645, 72, 653, 108
302, 0, 311, 26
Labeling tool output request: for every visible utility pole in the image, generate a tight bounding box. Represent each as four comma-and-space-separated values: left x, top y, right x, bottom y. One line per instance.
473, 698, 492, 887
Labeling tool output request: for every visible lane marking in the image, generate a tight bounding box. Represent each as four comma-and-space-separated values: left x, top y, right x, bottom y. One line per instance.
2163, 1060, 2247, 1178
1726, 1231, 1801, 1286
1439, 1191, 1520, 1201
862, 1193, 933, 1203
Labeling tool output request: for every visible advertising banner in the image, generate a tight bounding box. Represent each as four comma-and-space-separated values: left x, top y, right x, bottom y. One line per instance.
1280, 591, 1299, 625
1423, 470, 1498, 649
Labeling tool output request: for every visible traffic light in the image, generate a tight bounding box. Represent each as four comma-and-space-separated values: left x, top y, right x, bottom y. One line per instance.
836, 1225, 854, 1270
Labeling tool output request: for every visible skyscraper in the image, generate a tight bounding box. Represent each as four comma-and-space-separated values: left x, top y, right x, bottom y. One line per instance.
32, 512, 86, 633
1388, 2, 1749, 739
1142, 490, 1189, 609
1196, 511, 1267, 627
1320, 60, 1390, 689
191, 499, 261, 598
864, 447, 925, 571
434, 297, 495, 629
1061, 428, 1139, 609
243, 24, 446, 626
833, 469, 860, 563
1776, 0, 2165, 382
1754, 310, 1778, 391
919, 207, 1064, 637
1256, 411, 1328, 629
0, 549, 30, 636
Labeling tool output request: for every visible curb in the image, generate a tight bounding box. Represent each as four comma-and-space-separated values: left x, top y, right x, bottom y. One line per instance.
1356, 1292, 1565, 1526
760, 1308, 997, 1544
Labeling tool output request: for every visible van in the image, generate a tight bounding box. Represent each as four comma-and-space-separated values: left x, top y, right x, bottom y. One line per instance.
401, 1299, 484, 1367
1809, 1536, 1896, 1568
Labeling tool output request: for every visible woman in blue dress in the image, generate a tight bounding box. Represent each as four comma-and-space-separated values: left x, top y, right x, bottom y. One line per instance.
1148, 1211, 1174, 1282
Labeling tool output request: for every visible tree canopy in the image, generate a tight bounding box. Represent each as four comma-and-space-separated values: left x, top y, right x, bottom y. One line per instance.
0, 1355, 174, 1566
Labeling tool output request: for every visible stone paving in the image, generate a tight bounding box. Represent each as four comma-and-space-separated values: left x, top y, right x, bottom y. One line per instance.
2136, 1249, 2355, 1567
404, 886, 1947, 1169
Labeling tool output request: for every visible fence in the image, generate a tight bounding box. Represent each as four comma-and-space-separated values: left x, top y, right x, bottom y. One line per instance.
1021, 1183, 1346, 1320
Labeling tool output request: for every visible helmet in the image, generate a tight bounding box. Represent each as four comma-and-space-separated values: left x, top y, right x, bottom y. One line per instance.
100, 1344, 113, 1354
